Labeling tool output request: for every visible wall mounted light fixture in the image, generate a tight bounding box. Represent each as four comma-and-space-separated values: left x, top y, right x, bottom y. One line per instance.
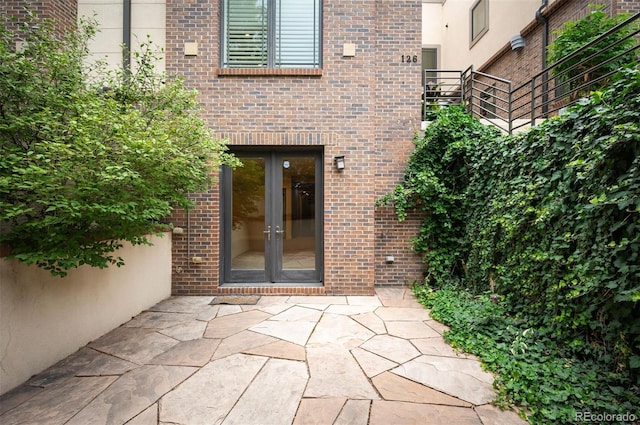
510, 34, 526, 50
334, 155, 345, 171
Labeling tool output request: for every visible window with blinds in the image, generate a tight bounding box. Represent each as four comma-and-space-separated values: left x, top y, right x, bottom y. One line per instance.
222, 0, 321, 69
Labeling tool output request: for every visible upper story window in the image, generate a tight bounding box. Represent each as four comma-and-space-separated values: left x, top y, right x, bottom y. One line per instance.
470, 0, 488, 46
222, 0, 322, 69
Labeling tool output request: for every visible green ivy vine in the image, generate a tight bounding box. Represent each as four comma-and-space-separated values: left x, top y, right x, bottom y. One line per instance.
383, 67, 640, 424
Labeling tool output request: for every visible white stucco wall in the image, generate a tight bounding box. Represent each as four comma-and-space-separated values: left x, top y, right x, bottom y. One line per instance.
78, 0, 166, 72
422, 2, 443, 47
424, 0, 549, 71
0, 233, 172, 395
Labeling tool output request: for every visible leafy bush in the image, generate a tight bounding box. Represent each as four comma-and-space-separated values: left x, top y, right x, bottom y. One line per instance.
0, 16, 238, 276
385, 67, 640, 424
377, 107, 500, 286
416, 284, 639, 424
466, 66, 639, 378
547, 5, 638, 100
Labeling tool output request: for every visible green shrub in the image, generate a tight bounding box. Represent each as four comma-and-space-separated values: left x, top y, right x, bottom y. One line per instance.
386, 67, 640, 424
547, 5, 638, 100
415, 284, 639, 424
377, 107, 501, 286
0, 16, 239, 276
466, 67, 639, 381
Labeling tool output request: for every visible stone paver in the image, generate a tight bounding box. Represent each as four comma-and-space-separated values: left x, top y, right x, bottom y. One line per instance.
305, 345, 380, 399
370, 400, 483, 425
123, 311, 197, 329
250, 319, 317, 345
148, 296, 215, 313
223, 359, 308, 425
350, 311, 387, 334
288, 295, 348, 305
386, 320, 441, 339
88, 327, 180, 365
293, 398, 345, 425
476, 404, 529, 425
392, 355, 496, 405
159, 354, 267, 425
372, 371, 471, 407
269, 305, 323, 322
0, 376, 116, 425
210, 330, 278, 360
0, 384, 42, 416
351, 347, 398, 377
217, 304, 244, 316
243, 339, 307, 361
26, 346, 100, 387
67, 365, 196, 425
375, 306, 431, 321
333, 399, 370, 425
204, 309, 272, 339
411, 337, 473, 358
307, 313, 374, 348
0, 288, 529, 425
360, 334, 421, 363
148, 338, 220, 367
325, 304, 379, 315
426, 318, 450, 334
128, 404, 158, 425
159, 320, 208, 341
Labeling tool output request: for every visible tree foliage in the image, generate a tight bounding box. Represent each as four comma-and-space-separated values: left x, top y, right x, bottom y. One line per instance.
0, 15, 238, 276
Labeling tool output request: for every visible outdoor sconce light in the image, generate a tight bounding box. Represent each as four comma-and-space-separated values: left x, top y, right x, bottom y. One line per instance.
510, 35, 526, 51
334, 155, 345, 171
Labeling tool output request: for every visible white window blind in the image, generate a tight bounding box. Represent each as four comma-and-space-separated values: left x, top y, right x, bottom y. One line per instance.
224, 0, 268, 67
275, 0, 320, 68
223, 0, 321, 68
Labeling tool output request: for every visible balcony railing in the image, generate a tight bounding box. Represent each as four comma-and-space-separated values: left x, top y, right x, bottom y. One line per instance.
423, 11, 640, 134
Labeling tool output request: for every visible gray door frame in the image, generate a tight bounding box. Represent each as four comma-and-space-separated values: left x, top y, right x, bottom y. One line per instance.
221, 148, 323, 285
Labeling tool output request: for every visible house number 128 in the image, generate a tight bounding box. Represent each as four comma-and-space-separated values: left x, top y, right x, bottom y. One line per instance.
401, 55, 418, 63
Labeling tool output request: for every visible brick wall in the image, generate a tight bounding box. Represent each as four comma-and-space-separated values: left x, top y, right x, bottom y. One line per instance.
617, 0, 640, 13
1, 1, 77, 35
373, 0, 424, 286
167, 0, 423, 295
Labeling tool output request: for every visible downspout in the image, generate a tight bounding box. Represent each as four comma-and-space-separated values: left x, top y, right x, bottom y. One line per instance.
536, 0, 549, 116
123, 0, 132, 76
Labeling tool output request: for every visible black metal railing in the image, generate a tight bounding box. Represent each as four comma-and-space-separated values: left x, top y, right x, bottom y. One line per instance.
423, 11, 640, 134
462, 67, 512, 132
422, 69, 464, 120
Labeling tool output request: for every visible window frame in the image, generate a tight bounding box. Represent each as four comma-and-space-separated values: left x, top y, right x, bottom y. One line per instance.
421, 46, 438, 89
220, 0, 323, 70
470, 0, 489, 47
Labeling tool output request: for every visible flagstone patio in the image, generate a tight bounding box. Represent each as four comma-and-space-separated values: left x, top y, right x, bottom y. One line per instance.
0, 287, 528, 425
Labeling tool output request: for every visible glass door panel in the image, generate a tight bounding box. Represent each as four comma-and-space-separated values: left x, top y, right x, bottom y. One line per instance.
277, 156, 317, 281
229, 157, 267, 281
223, 151, 322, 284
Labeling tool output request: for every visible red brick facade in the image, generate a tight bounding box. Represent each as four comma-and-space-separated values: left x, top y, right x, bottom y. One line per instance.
167, 1, 424, 295
0, 1, 77, 35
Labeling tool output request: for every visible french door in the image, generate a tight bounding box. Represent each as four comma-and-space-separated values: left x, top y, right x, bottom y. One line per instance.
222, 150, 323, 284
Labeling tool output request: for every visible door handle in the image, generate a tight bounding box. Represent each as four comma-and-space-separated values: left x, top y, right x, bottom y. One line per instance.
275, 226, 285, 237
264, 225, 271, 240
